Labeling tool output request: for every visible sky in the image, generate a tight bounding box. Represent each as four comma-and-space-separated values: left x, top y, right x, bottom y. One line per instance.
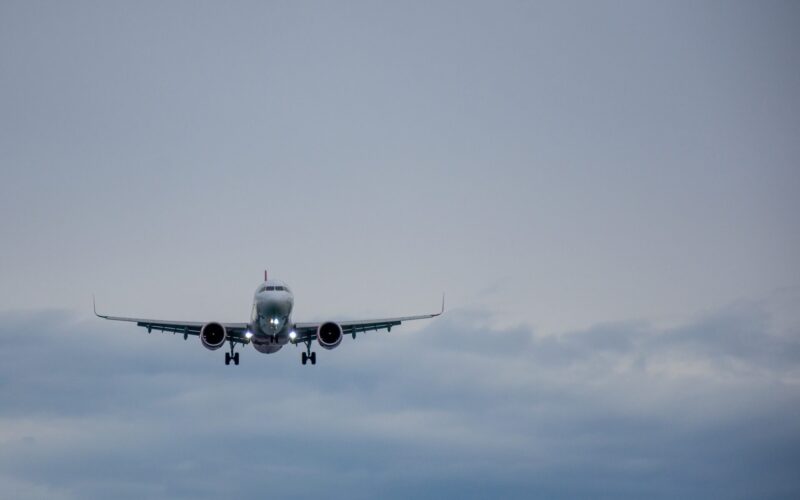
1, 1, 799, 498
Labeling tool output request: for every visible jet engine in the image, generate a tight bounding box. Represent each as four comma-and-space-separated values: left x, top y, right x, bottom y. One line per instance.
317, 322, 343, 350
200, 322, 227, 350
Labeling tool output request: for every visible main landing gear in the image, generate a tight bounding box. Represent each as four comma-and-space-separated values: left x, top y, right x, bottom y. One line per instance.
301, 340, 316, 366
225, 340, 240, 366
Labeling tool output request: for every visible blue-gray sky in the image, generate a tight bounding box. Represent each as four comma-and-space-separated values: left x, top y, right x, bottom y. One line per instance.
1, 1, 799, 498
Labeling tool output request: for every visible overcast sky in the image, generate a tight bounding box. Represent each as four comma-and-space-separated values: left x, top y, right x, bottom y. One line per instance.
1, 1, 799, 499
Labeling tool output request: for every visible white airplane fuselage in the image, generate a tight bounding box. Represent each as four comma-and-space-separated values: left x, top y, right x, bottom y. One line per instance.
249, 279, 294, 354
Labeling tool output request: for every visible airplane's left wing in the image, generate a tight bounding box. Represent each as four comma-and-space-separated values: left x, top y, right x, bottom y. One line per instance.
290, 295, 444, 344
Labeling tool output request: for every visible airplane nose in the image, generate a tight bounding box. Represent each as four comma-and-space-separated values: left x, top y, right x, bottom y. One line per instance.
259, 314, 284, 332
258, 297, 290, 315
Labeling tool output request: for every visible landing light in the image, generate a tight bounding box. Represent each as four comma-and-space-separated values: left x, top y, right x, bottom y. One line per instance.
244, 331, 253, 339
289, 331, 296, 340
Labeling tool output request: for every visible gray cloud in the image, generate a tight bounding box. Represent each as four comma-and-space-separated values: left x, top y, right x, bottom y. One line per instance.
1, 294, 799, 499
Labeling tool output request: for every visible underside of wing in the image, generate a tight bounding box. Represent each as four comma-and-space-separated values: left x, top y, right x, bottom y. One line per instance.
291, 295, 445, 344
94, 299, 250, 344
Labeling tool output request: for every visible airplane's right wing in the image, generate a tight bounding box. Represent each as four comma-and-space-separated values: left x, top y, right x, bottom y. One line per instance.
93, 298, 251, 343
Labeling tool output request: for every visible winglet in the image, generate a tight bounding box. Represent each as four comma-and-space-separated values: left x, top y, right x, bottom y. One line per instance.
92, 294, 106, 319
441, 293, 446, 315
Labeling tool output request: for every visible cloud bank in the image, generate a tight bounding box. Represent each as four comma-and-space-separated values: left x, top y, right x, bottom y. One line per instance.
1, 294, 799, 499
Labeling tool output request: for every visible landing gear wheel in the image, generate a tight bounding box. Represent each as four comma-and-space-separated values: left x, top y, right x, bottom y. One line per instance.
302, 340, 315, 366
225, 340, 239, 366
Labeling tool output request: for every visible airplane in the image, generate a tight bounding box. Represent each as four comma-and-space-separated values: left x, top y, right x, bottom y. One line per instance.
94, 271, 444, 366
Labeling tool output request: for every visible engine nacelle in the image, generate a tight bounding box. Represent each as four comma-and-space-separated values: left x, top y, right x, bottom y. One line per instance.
317, 322, 343, 350
200, 322, 227, 350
